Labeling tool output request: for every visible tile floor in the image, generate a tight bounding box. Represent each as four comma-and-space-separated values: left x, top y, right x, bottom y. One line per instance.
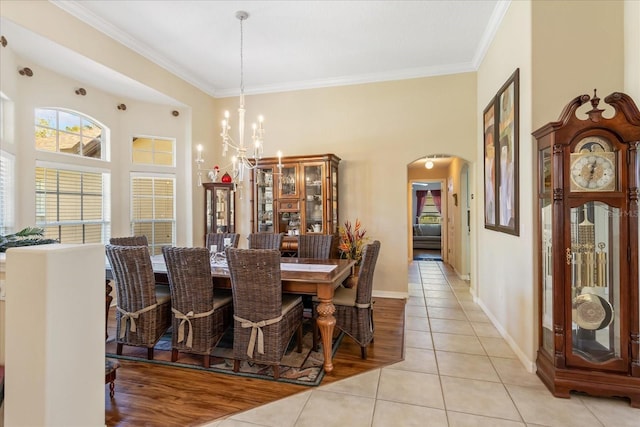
202, 261, 639, 427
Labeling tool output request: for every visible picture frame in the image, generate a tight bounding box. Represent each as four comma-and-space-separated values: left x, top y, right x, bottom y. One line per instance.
483, 68, 519, 235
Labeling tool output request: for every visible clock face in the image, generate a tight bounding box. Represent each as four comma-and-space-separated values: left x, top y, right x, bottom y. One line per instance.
570, 152, 616, 191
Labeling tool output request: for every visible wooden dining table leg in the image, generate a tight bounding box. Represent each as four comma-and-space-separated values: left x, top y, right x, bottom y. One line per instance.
315, 284, 336, 373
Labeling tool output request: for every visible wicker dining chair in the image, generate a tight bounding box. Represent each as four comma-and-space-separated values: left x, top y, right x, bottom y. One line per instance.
226, 248, 304, 379
247, 232, 284, 250
206, 233, 240, 251
105, 244, 172, 360
162, 246, 233, 367
313, 240, 381, 359
109, 235, 148, 246
297, 234, 334, 259
105, 281, 120, 399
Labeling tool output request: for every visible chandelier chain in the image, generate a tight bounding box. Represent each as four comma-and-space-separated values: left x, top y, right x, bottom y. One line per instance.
196, 10, 281, 191
239, 14, 244, 96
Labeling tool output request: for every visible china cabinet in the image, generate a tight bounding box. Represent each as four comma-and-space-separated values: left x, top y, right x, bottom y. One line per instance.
203, 182, 235, 245
251, 154, 340, 252
533, 91, 640, 407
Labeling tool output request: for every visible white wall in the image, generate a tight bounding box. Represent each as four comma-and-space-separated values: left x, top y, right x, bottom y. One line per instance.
5, 244, 104, 426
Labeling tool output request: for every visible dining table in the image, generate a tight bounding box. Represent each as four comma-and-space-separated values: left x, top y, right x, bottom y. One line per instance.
107, 254, 356, 374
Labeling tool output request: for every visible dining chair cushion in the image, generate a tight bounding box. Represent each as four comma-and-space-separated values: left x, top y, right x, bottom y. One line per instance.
325, 286, 358, 307
213, 294, 233, 310
282, 295, 303, 315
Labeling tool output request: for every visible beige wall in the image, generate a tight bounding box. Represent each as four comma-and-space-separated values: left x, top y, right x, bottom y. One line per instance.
476, 0, 630, 370
477, 0, 535, 368
532, 0, 625, 129
625, 0, 640, 99
2, 1, 477, 297
215, 75, 477, 295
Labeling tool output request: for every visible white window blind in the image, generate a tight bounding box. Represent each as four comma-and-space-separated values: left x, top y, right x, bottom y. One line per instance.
0, 151, 15, 234
131, 176, 175, 255
36, 166, 110, 243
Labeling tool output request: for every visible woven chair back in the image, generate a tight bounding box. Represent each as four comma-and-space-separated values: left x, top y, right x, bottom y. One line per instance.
247, 233, 284, 250
109, 235, 148, 246
355, 240, 381, 306
105, 244, 157, 312
162, 246, 214, 314
206, 233, 240, 250
226, 248, 283, 321
297, 234, 333, 259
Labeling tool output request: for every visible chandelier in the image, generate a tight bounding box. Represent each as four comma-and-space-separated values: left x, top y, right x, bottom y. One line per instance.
196, 11, 281, 188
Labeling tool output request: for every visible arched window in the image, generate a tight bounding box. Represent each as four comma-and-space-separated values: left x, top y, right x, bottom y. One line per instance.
34, 108, 110, 243
35, 108, 105, 159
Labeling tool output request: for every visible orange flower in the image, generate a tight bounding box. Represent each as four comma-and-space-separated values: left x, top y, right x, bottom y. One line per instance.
338, 219, 369, 265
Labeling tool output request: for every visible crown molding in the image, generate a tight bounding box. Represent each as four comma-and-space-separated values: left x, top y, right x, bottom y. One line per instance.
472, 0, 511, 68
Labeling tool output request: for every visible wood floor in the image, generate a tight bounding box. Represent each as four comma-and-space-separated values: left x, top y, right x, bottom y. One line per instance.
105, 297, 405, 427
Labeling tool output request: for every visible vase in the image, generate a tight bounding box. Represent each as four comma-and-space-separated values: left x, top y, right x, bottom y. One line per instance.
343, 265, 360, 289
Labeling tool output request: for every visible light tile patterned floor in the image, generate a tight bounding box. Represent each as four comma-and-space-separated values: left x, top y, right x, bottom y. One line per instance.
202, 261, 639, 427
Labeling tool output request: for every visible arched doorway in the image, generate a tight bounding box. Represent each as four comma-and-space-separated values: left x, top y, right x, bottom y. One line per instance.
408, 155, 471, 279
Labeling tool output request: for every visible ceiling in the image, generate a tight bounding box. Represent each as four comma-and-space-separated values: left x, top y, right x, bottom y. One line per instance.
31, 0, 508, 100
3, 1, 507, 169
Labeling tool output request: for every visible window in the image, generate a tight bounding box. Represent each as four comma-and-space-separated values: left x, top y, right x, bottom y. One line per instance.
131, 176, 175, 255
35, 166, 110, 243
0, 151, 15, 234
132, 136, 174, 166
35, 108, 105, 159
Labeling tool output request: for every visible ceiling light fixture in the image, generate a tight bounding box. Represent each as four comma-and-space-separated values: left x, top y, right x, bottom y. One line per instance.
196, 11, 281, 191
425, 159, 434, 169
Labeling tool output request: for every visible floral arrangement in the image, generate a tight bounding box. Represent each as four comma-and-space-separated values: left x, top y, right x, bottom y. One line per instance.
338, 219, 369, 265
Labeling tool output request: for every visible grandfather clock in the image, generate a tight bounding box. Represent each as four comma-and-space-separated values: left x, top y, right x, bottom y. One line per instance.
533, 91, 640, 407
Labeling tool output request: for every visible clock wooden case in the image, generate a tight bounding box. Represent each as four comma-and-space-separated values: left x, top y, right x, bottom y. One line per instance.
532, 91, 640, 407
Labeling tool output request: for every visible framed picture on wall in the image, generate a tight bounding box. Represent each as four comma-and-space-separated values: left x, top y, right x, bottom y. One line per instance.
483, 102, 496, 227
483, 68, 519, 236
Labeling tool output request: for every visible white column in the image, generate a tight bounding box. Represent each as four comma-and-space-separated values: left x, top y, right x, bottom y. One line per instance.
5, 244, 104, 427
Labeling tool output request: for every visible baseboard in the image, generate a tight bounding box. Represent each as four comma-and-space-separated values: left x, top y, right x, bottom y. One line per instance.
475, 297, 536, 373
373, 290, 408, 299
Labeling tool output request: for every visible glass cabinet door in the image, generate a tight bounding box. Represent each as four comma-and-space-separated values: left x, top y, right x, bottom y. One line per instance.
279, 164, 298, 198
204, 183, 235, 242
568, 201, 623, 367
331, 164, 339, 234
304, 164, 323, 233
255, 167, 274, 232
215, 186, 233, 233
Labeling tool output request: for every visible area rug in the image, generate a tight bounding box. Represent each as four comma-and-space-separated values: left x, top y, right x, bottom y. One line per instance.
105, 322, 343, 386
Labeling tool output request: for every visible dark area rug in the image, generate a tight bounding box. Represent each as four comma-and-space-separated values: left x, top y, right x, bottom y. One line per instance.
106, 322, 342, 386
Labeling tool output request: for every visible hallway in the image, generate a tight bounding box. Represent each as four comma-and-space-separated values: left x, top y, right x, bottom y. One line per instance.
203, 260, 639, 426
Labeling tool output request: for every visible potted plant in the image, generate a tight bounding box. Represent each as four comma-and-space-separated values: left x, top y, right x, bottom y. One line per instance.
338, 219, 370, 288
0, 227, 58, 253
